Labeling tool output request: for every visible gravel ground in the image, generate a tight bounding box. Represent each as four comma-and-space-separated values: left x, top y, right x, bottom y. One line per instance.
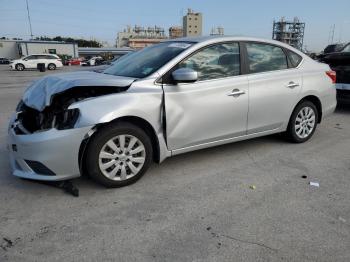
0, 64, 349, 262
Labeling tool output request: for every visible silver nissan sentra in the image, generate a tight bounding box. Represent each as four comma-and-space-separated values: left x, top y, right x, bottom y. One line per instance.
7, 36, 337, 187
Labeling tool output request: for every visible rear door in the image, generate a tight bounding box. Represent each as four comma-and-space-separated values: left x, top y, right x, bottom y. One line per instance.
36, 55, 48, 67
244, 42, 302, 134
163, 42, 249, 150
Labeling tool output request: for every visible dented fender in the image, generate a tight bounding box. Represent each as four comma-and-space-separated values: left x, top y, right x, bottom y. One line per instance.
69, 83, 171, 162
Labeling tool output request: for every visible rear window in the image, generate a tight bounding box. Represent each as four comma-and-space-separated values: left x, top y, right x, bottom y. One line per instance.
287, 50, 302, 68
45, 55, 57, 59
246, 43, 288, 73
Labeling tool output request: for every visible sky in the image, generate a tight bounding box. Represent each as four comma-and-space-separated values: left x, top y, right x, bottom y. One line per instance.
0, 0, 350, 52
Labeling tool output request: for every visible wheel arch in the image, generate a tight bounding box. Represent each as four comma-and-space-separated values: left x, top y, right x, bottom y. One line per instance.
291, 95, 323, 124
78, 116, 161, 176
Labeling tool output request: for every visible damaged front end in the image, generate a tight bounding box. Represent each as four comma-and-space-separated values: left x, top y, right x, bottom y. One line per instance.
14, 86, 128, 134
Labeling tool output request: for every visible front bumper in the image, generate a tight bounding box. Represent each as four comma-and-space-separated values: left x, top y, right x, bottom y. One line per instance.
7, 115, 93, 181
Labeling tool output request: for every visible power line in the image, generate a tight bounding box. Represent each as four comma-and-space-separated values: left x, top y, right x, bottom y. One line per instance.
25, 0, 33, 39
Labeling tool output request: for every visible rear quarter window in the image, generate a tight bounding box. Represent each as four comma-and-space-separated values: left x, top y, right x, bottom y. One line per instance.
287, 50, 303, 68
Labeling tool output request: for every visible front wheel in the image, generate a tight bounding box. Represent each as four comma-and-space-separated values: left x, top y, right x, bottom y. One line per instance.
85, 122, 153, 187
286, 101, 318, 143
15, 63, 25, 71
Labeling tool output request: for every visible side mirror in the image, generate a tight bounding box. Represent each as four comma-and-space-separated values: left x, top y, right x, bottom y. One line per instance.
172, 68, 198, 83
23, 58, 28, 61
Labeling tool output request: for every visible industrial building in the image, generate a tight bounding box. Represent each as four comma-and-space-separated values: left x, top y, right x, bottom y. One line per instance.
210, 26, 224, 36
183, 8, 202, 37
116, 25, 167, 49
169, 26, 183, 39
272, 17, 305, 50
0, 40, 78, 59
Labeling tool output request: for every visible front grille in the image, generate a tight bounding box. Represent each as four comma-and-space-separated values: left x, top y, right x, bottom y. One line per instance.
25, 160, 56, 176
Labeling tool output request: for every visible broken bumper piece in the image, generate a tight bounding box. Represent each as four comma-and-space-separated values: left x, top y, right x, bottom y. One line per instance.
8, 114, 93, 181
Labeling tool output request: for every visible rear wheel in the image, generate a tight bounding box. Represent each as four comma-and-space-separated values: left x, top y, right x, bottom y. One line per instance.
15, 63, 25, 71
85, 122, 153, 187
286, 101, 318, 143
48, 63, 56, 70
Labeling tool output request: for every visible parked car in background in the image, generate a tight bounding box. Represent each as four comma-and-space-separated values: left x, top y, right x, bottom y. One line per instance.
320, 43, 350, 103
324, 44, 344, 54
10, 54, 63, 71
81, 56, 104, 66
0, 57, 11, 64
8, 36, 336, 188
66, 58, 83, 66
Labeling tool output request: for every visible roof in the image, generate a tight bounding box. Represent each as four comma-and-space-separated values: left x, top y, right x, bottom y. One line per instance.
163, 35, 305, 54
166, 35, 286, 44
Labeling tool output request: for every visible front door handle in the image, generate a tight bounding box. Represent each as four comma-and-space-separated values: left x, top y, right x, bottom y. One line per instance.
287, 82, 300, 89
227, 89, 245, 97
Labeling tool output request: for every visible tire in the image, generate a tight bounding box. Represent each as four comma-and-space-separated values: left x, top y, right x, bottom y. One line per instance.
15, 63, 25, 71
286, 101, 319, 143
48, 63, 56, 70
85, 122, 153, 187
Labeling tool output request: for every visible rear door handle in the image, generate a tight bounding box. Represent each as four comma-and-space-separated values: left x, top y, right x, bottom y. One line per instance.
227, 89, 245, 97
287, 82, 300, 89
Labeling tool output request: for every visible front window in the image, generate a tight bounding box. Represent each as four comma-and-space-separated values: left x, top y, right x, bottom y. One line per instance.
25, 55, 37, 60
104, 42, 194, 78
178, 42, 240, 81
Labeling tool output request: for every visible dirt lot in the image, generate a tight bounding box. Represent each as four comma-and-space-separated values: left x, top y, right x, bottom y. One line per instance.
0, 64, 349, 261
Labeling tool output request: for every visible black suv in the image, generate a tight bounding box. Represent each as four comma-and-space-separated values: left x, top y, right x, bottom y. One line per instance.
320, 43, 350, 103
0, 57, 11, 64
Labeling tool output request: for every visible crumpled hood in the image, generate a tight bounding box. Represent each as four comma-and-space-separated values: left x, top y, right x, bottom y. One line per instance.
22, 71, 136, 111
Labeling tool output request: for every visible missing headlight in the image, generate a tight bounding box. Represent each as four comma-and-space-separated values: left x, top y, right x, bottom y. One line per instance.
55, 108, 80, 130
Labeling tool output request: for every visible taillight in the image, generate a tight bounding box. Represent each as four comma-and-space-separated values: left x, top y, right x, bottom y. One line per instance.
326, 70, 336, 84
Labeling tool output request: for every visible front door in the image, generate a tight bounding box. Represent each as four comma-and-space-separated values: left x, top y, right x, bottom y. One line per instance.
24, 55, 39, 69
162, 42, 249, 150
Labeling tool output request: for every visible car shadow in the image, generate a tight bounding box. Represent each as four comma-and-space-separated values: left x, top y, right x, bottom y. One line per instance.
8, 133, 288, 197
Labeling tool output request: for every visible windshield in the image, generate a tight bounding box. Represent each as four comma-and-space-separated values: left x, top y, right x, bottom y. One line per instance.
103, 42, 194, 78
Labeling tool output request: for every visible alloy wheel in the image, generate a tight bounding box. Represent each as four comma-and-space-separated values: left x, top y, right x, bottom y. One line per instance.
294, 106, 316, 139
16, 64, 24, 71
98, 134, 146, 181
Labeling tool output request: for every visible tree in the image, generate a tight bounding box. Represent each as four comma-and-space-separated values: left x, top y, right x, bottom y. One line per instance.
33, 36, 103, 47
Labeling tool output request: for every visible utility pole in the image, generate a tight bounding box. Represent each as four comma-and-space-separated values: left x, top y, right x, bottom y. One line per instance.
329, 24, 335, 44
25, 0, 34, 39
